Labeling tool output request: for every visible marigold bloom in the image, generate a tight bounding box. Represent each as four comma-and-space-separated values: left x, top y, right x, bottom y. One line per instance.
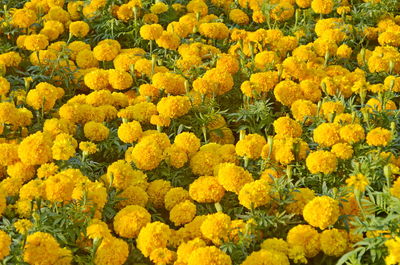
113, 205, 151, 238
320, 229, 348, 257
238, 179, 271, 209
346, 173, 369, 192
306, 150, 337, 174
303, 196, 340, 230
287, 225, 320, 258
189, 176, 225, 203
366, 127, 392, 147
137, 222, 171, 257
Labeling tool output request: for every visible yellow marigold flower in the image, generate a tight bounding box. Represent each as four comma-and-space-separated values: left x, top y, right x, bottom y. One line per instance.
287, 225, 320, 258
14, 219, 33, 234
313, 123, 340, 147
108, 69, 133, 90
0, 102, 18, 125
170, 200, 196, 226
113, 52, 143, 72
116, 3, 134, 21
296, 0, 312, 8
146, 179, 172, 209
143, 13, 159, 24
271, 2, 294, 21
26, 83, 61, 112
253, 51, 279, 72
84, 69, 110, 90
150, 248, 176, 265
274, 80, 303, 107
385, 237, 400, 265
249, 71, 279, 94
128, 140, 163, 171
346, 173, 369, 192
190, 150, 221, 176
390, 178, 400, 198
238, 179, 271, 209
188, 246, 231, 265
274, 117, 303, 138
23, 232, 70, 265
291, 99, 317, 123
137, 221, 171, 257
163, 145, 188, 168
84, 121, 109, 142
0, 51, 22, 68
366, 127, 392, 147
384, 75, 400, 92
19, 179, 45, 200
93, 39, 121, 61
260, 237, 288, 254
217, 163, 253, 194
94, 236, 129, 265
201, 212, 231, 245
140, 24, 164, 40
156, 31, 181, 50
152, 72, 186, 95
117, 121, 142, 143
157, 95, 191, 119
18, 131, 53, 166
43, 118, 76, 138
320, 101, 345, 120
331, 142, 353, 159
0, 177, 23, 197
52, 133, 78, 161
75, 49, 98, 68
117, 185, 148, 209
79, 141, 97, 155
11, 8, 37, 28
106, 160, 139, 190
306, 150, 337, 174
174, 132, 200, 155
303, 196, 340, 230
215, 53, 239, 74
23, 34, 49, 51
176, 238, 206, 264
119, 102, 158, 123
69, 21, 89, 37
241, 249, 289, 265
229, 9, 249, 25
298, 80, 321, 103
164, 187, 190, 211
87, 219, 112, 240
0, 77, 10, 95
199, 22, 229, 40
139, 84, 159, 98
320, 229, 348, 257
7, 161, 35, 182
150, 2, 168, 14
113, 205, 151, 238
311, 0, 333, 14
150, 115, 171, 127
337, 44, 352, 59
168, 22, 190, 39
45, 173, 75, 202
189, 176, 225, 203
186, 0, 208, 16
236, 133, 266, 159
339, 124, 365, 144
0, 230, 11, 261
37, 162, 59, 179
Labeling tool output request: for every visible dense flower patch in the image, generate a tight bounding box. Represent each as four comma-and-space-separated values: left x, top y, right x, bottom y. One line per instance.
0, 0, 400, 264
